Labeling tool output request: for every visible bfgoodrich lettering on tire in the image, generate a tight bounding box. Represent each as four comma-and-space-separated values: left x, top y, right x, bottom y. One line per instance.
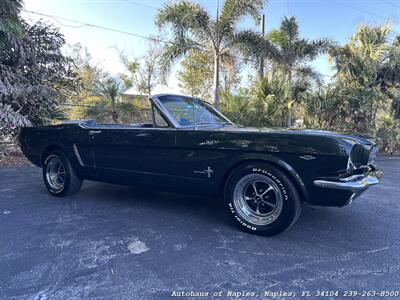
224, 162, 302, 236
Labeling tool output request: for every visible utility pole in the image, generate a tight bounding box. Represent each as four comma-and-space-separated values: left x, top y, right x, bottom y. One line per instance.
213, 0, 220, 109
259, 14, 265, 79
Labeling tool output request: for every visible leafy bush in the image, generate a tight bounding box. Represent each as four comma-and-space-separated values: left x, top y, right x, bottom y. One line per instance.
220, 91, 252, 125
1, 0, 77, 142
69, 96, 150, 125
375, 115, 400, 154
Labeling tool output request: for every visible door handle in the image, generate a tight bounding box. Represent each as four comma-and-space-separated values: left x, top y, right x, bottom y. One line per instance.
89, 130, 102, 136
136, 133, 149, 137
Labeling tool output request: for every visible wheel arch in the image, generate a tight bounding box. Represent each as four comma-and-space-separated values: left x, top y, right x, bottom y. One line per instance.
41, 144, 63, 166
220, 157, 310, 203
41, 144, 79, 168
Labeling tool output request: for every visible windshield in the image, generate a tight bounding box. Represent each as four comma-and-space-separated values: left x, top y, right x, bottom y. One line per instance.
158, 95, 231, 127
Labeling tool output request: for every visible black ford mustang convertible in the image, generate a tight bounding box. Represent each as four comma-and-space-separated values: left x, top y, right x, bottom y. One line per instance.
20, 94, 383, 236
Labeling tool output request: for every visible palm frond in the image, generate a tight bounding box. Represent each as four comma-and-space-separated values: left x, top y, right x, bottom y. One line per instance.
277, 16, 299, 48
301, 38, 333, 60
156, 1, 213, 46
291, 78, 311, 102
218, 0, 264, 36
0, 0, 24, 36
0, 0, 23, 17
159, 39, 200, 83
351, 23, 390, 61
295, 66, 322, 85
228, 30, 280, 70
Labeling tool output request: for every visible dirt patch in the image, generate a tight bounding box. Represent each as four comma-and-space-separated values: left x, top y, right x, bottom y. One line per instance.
0, 144, 31, 166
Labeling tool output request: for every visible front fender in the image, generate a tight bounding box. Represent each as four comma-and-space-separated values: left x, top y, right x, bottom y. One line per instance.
220, 153, 311, 203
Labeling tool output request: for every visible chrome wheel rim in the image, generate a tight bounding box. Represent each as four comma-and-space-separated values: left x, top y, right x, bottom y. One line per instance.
233, 174, 283, 226
45, 156, 66, 192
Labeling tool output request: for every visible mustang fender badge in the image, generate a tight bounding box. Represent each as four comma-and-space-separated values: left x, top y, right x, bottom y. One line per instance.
194, 166, 214, 178
299, 155, 316, 160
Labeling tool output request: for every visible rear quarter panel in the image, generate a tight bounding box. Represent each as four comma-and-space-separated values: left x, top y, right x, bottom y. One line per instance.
20, 125, 93, 175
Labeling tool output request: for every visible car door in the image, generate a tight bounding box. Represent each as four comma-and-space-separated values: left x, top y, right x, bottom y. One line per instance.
88, 125, 177, 186
174, 128, 234, 194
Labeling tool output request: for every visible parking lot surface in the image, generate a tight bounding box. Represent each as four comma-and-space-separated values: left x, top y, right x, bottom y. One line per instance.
0, 157, 399, 299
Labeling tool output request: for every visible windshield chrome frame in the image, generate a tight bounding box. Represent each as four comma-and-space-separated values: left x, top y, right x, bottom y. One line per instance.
150, 93, 234, 129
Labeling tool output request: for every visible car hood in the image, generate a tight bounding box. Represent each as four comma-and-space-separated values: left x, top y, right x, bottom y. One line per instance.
289, 129, 375, 146
212, 125, 376, 147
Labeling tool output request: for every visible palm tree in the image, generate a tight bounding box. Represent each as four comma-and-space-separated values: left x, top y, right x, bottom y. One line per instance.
330, 24, 390, 85
156, 0, 265, 109
95, 76, 125, 123
329, 24, 394, 130
243, 16, 331, 126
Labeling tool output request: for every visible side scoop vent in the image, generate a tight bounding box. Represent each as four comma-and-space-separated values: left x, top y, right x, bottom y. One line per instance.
73, 144, 84, 166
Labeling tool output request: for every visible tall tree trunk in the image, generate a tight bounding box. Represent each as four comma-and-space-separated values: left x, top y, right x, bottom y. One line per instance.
111, 110, 118, 123
213, 53, 220, 110
370, 101, 377, 131
111, 98, 118, 123
259, 14, 265, 79
147, 71, 152, 96
287, 69, 293, 127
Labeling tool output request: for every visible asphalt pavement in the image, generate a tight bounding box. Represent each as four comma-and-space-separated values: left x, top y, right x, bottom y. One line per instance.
0, 157, 399, 299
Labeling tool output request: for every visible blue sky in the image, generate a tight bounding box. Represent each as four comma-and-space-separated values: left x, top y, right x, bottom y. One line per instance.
22, 0, 400, 88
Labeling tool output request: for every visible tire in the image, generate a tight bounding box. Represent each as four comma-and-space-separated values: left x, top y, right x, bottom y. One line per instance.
224, 162, 302, 236
42, 149, 82, 197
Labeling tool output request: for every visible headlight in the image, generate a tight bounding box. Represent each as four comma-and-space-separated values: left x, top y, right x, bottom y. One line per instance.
347, 144, 370, 170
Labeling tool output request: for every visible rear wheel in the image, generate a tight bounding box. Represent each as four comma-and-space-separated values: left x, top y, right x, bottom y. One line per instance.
43, 149, 82, 196
225, 162, 302, 236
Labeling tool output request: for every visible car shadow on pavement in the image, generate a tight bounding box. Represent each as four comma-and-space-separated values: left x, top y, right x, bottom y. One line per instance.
69, 180, 387, 244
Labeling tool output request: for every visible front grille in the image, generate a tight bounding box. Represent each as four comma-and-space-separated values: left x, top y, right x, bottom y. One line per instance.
350, 144, 369, 167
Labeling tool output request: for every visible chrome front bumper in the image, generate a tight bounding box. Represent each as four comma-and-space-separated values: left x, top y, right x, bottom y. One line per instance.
314, 175, 380, 191
314, 170, 383, 205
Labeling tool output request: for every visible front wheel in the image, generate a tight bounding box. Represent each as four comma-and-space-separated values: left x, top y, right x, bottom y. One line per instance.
224, 162, 302, 236
43, 149, 82, 197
